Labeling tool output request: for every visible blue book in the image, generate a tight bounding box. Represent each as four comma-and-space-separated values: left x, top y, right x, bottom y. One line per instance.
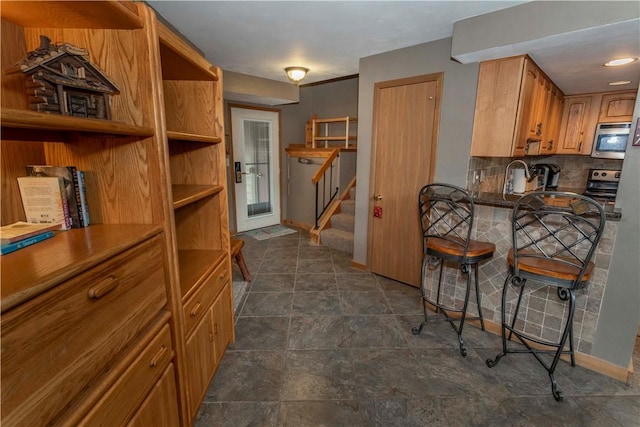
1, 231, 55, 255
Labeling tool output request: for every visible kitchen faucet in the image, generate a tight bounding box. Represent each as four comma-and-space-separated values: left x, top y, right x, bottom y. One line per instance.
503, 159, 532, 195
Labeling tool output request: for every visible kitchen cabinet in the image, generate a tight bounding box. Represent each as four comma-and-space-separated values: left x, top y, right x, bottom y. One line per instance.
470, 55, 563, 157
598, 91, 637, 123
556, 90, 636, 155
556, 95, 597, 155
0, 1, 232, 425
539, 85, 565, 155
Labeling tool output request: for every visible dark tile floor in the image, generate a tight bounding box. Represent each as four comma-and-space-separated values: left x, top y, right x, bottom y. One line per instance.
195, 228, 640, 426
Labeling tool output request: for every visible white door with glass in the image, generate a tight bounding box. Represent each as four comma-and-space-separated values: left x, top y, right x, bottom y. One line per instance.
231, 107, 281, 232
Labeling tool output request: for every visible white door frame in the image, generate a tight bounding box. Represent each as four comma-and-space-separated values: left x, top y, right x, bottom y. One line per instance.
230, 105, 281, 232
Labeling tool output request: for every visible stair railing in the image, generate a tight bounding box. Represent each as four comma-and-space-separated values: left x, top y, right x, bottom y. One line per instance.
311, 148, 340, 229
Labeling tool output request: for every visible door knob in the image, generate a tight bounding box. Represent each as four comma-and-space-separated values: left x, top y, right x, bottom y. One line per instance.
373, 194, 383, 201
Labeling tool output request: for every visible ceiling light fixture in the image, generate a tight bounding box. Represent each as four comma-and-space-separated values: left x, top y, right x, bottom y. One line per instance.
608, 80, 632, 86
603, 57, 637, 67
285, 66, 309, 85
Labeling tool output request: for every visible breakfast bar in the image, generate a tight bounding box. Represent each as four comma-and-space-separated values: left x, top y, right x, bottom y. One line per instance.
420, 190, 621, 358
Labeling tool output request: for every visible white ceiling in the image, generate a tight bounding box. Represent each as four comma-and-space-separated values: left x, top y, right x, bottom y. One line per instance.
148, 1, 640, 94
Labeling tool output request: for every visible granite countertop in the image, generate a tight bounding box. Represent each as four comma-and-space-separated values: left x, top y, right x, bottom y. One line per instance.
472, 191, 622, 221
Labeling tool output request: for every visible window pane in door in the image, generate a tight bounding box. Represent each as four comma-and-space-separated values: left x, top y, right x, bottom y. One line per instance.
243, 120, 272, 217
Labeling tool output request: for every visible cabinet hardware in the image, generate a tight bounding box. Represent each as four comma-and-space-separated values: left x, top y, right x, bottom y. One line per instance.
149, 345, 168, 368
87, 276, 119, 299
373, 194, 383, 201
190, 302, 201, 317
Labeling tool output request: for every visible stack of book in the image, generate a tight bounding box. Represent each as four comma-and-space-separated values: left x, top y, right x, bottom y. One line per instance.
0, 222, 59, 255
17, 165, 90, 230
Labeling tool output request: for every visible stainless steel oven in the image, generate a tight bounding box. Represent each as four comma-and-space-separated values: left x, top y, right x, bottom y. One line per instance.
591, 122, 631, 159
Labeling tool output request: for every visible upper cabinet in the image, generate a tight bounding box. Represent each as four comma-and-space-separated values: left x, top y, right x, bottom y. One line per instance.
470, 55, 564, 157
598, 91, 637, 123
556, 90, 636, 155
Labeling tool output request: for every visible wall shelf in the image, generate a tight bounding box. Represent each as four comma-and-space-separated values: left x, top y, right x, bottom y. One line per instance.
172, 185, 224, 209
1, 109, 154, 139
166, 131, 221, 144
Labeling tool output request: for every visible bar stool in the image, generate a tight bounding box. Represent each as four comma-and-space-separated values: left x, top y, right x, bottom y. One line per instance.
412, 183, 496, 356
486, 192, 605, 401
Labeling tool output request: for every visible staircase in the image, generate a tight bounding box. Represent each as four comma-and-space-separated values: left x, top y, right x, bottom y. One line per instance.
319, 186, 355, 254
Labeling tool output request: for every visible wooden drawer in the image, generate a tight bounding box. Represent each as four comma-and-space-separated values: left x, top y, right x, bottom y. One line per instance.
79, 323, 174, 426
183, 260, 229, 337
1, 235, 167, 427
127, 363, 180, 427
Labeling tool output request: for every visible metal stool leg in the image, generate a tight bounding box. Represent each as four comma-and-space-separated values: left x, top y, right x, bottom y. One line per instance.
473, 264, 485, 331
412, 257, 432, 335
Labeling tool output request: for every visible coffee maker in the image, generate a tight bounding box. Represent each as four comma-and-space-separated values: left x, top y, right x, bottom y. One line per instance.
544, 164, 561, 190
535, 164, 561, 190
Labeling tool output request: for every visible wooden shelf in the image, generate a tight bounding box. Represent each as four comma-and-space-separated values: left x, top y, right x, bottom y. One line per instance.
1, 224, 163, 313
177, 249, 226, 299
1, 109, 154, 139
166, 131, 221, 144
157, 22, 218, 82
172, 185, 224, 210
313, 136, 358, 141
314, 117, 357, 124
0, 0, 143, 29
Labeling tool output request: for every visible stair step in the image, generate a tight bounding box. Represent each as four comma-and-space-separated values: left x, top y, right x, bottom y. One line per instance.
349, 187, 356, 200
331, 213, 355, 232
320, 228, 353, 254
340, 199, 355, 215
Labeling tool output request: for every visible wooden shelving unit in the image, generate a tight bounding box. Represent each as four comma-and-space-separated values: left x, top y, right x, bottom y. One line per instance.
0, 2, 232, 426
155, 16, 233, 422
311, 116, 357, 148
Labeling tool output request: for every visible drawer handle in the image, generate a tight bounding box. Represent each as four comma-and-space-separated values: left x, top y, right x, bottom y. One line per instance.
150, 345, 168, 368
87, 276, 119, 299
190, 302, 202, 317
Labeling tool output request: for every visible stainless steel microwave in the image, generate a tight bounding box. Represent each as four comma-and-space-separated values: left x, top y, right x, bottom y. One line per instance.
591, 122, 631, 159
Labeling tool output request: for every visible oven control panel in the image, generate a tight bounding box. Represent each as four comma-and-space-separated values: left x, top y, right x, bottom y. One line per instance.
588, 169, 621, 182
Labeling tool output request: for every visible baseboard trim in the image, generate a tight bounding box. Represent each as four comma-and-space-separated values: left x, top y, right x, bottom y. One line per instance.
350, 260, 367, 271
422, 302, 631, 382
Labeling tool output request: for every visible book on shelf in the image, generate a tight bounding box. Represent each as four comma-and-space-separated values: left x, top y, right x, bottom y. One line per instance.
1, 231, 55, 255
17, 176, 72, 230
0, 221, 60, 245
76, 170, 90, 226
26, 165, 88, 228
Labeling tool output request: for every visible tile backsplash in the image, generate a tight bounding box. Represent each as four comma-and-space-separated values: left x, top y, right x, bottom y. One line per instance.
467, 155, 624, 193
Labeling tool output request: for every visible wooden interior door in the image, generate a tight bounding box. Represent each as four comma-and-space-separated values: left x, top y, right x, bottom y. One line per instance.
369, 74, 441, 287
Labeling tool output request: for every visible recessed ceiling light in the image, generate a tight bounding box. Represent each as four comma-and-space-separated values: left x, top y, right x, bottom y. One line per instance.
608, 80, 632, 86
604, 57, 637, 67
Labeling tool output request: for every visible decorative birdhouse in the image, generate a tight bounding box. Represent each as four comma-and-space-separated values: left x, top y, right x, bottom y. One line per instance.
6, 35, 119, 120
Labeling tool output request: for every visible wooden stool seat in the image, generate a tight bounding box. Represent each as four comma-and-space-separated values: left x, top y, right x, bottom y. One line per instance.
230, 238, 252, 282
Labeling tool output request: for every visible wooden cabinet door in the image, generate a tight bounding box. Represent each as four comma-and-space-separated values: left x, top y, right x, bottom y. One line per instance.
212, 284, 233, 365
513, 59, 538, 156
185, 308, 216, 418
470, 56, 524, 157
128, 364, 180, 427
540, 86, 564, 155
527, 68, 547, 141
599, 91, 637, 123
557, 96, 593, 154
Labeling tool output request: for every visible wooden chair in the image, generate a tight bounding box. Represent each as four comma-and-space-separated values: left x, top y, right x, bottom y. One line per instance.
486, 192, 606, 401
230, 238, 252, 282
412, 183, 496, 356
